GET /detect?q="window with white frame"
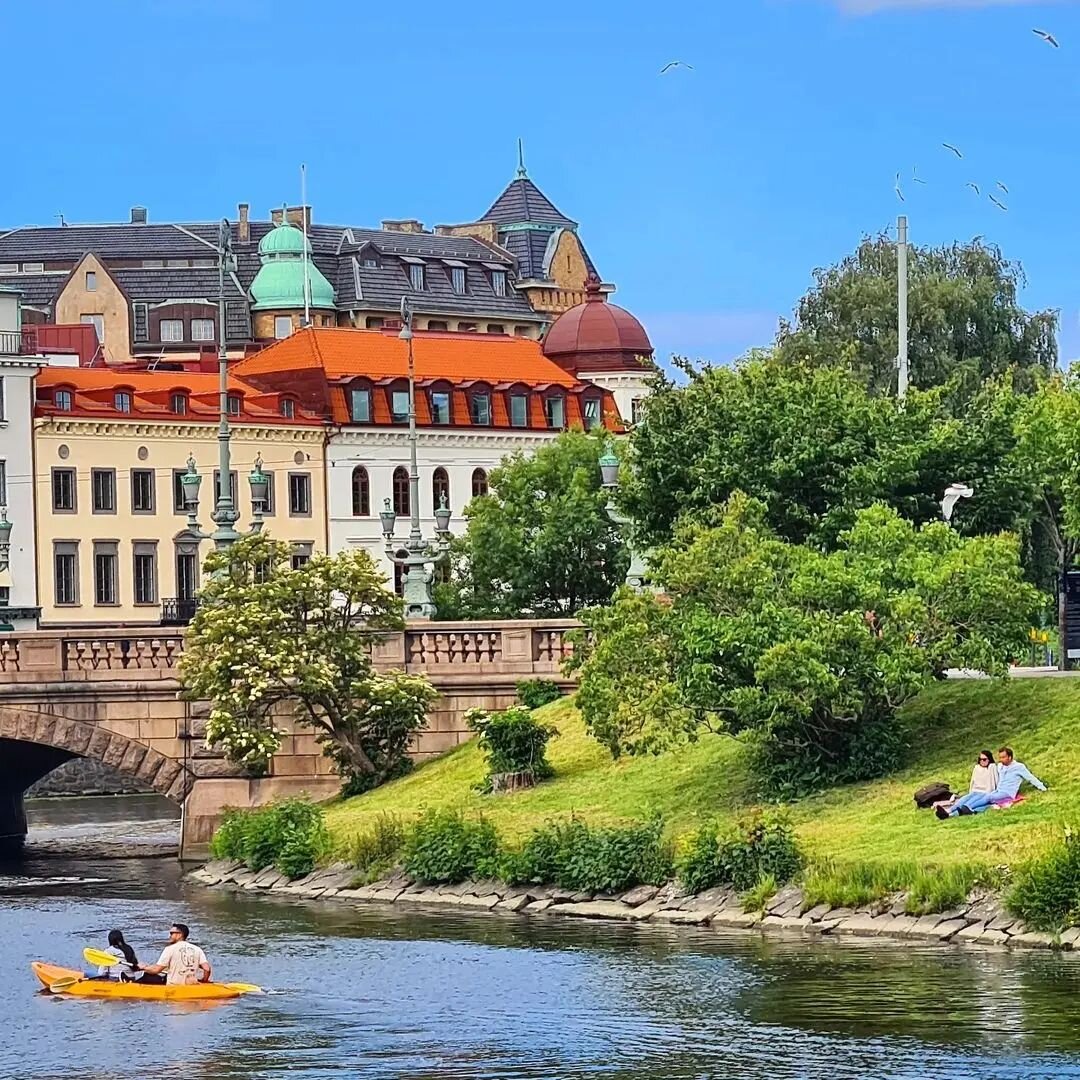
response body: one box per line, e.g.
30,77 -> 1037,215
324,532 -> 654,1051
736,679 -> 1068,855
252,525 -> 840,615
160,319 -> 184,342
191,318 -> 215,341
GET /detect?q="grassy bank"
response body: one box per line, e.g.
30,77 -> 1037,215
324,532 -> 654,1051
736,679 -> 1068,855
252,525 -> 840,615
326,678 -> 1080,875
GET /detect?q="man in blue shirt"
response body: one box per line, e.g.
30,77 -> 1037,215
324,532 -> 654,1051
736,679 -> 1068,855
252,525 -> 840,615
937,747 -> 1046,819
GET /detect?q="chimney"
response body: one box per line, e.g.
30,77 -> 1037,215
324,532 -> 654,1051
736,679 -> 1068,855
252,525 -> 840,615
130,206 -> 148,225
285,205 -> 312,230
381,219 -> 425,234
237,202 -> 250,244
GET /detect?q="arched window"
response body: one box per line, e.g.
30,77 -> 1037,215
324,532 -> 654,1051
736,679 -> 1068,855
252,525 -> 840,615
54,387 -> 74,411
114,389 -> 133,413
279,396 -> 296,419
432,467 -> 450,512
351,466 -> 370,516
392,466 -> 410,516
226,392 -> 242,416
471,468 -> 488,498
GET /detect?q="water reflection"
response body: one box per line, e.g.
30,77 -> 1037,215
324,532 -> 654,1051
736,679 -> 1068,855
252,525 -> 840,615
4,798 -> 1080,1079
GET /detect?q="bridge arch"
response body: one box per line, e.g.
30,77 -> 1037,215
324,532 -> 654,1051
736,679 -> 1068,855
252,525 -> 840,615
0,707 -> 193,802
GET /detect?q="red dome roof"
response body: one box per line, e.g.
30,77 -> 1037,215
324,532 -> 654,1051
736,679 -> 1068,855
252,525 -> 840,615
543,278 -> 652,370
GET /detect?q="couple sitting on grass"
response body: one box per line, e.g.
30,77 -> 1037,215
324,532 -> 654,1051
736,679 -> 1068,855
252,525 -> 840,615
935,746 -> 1046,820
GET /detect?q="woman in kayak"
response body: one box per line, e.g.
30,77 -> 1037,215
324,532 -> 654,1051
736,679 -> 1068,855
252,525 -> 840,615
91,930 -> 141,981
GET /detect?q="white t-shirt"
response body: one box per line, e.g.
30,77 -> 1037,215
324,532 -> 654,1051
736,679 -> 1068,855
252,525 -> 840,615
97,945 -> 135,979
156,941 -> 208,986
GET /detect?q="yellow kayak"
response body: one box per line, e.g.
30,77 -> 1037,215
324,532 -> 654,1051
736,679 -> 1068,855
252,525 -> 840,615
31,962 -> 258,1001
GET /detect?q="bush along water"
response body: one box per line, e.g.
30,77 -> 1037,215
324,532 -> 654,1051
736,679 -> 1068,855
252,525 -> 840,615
465,705 -> 558,792
209,798 -> 330,879
343,812 -> 406,885
501,816 -> 673,894
677,811 -> 803,895
402,809 -> 501,884
516,679 -> 563,710
1007,827 -> 1080,932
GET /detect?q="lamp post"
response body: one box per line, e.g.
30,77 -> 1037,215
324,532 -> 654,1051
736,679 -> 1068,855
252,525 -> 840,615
0,508 -> 11,575
379,297 -> 452,619
599,443 -> 647,590
178,219 -> 269,554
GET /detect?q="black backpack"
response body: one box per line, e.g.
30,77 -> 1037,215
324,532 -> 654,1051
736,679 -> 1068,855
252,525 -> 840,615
913,781 -> 952,809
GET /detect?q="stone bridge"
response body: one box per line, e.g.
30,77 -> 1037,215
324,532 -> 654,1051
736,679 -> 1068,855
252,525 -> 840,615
0,620 -> 576,859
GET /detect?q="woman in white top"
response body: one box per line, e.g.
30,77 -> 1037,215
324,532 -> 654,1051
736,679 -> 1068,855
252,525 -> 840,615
969,750 -> 1000,794
92,929 -> 141,981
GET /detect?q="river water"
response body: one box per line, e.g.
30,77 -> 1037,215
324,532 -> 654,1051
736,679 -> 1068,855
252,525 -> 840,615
3,797 -> 1080,1079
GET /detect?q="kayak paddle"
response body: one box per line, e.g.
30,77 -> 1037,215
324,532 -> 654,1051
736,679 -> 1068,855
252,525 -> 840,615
83,947 -> 120,968
48,977 -> 82,993
221,983 -> 264,994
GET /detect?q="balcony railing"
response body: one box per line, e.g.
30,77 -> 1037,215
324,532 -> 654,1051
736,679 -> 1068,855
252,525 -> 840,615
161,598 -> 200,626
0,330 -> 21,356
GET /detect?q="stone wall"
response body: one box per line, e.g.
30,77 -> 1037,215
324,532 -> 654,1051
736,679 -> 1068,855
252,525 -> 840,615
27,757 -> 150,797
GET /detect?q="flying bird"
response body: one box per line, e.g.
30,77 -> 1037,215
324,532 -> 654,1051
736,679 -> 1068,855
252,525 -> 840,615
996,181 -> 1009,195
989,194 -> 1008,211
912,166 -> 927,184
966,182 -> 981,196
1032,29 -> 1059,48
942,143 -> 963,159
660,61 -> 693,73
895,173 -> 905,202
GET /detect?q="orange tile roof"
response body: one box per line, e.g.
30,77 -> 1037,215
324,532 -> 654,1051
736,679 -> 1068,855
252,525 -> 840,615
233,327 -> 581,387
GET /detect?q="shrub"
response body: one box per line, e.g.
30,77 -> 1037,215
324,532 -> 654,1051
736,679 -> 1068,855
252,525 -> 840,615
340,756 -> 414,799
209,798 -> 329,879
465,705 -> 557,791
516,679 -> 563,710
1007,828 -> 1080,931
677,811 -> 802,894
502,816 -> 673,894
742,874 -> 778,913
344,813 -> 407,884
402,809 -> 501,884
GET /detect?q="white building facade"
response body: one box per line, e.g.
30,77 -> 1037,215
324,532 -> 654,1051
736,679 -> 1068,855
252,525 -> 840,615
0,289 -> 43,628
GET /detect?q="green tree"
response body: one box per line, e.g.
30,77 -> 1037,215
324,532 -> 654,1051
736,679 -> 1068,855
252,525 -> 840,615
181,534 -> 436,785
774,234 -> 1057,395
572,496 -> 1043,795
437,429 -> 628,617
624,357 -> 1037,553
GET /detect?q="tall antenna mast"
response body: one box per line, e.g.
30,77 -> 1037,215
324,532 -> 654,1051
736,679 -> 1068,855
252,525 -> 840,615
301,163 -> 311,328
897,214 -> 909,400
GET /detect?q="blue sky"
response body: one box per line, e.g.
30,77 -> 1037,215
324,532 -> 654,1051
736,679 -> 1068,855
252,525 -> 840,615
3,0 -> 1079,362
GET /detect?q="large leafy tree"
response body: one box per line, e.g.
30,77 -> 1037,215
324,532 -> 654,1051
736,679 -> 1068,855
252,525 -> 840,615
437,429 -> 628,618
774,234 -> 1057,395
181,534 -> 436,786
572,496 -> 1044,796
624,357 -> 1035,553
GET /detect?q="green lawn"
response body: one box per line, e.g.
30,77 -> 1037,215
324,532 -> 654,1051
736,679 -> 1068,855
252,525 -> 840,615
325,679 -> 1080,873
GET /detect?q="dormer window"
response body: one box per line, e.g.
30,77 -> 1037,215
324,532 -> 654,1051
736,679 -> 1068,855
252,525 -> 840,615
170,392 -> 188,415
403,257 -> 425,291
470,390 -> 491,426
226,393 -> 242,416
509,391 -> 529,428
349,387 -> 372,423
280,397 -> 296,419
391,388 -> 410,423
492,270 -> 507,297
54,388 -> 74,411
544,395 -> 565,430
430,389 -> 452,425
114,390 -> 133,413
583,397 -> 602,430
363,257 -> 380,268
451,267 -> 467,294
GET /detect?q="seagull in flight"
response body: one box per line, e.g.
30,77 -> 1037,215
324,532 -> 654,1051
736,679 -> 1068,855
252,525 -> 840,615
912,166 -> 927,185
895,173 -> 905,202
660,61 -> 693,73
942,143 -> 963,159
989,194 -> 1008,211
966,182 -> 981,196
1033,29 -> 1059,48
996,181 -> 1009,195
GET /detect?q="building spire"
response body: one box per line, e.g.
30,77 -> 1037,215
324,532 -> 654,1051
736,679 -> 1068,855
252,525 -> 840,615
516,137 -> 527,179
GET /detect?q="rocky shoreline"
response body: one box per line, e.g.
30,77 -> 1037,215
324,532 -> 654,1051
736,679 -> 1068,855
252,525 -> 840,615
189,859 -> 1078,952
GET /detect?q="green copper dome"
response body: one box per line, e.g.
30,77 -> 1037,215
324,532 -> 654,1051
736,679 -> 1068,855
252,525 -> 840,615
250,221 -> 335,311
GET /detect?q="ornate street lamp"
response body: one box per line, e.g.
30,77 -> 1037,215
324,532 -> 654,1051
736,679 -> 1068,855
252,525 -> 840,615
599,443 -> 647,590
178,220 -> 267,554
380,297 -> 452,619
0,508 -> 12,575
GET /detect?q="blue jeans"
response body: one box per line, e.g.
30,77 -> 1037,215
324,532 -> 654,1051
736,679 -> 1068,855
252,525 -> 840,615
948,791 -> 999,816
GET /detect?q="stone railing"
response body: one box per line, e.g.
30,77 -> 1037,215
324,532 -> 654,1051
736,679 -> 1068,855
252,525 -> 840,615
0,620 -> 580,684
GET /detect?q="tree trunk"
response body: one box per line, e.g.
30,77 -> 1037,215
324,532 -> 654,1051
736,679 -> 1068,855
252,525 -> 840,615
490,771 -> 537,794
1059,571 -> 1068,672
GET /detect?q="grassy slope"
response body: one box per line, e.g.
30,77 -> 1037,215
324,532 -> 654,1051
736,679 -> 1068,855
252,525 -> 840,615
326,679 -> 1080,871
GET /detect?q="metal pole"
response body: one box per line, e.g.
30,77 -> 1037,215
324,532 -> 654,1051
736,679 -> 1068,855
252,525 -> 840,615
897,214 -> 909,400
301,163 -> 311,328
406,316 -> 421,547
210,218 -> 239,551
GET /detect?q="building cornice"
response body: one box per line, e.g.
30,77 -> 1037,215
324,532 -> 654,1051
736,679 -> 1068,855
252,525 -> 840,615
34,417 -> 326,444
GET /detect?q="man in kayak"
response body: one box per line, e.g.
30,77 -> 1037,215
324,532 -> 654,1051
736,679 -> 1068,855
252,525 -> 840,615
136,923 -> 212,985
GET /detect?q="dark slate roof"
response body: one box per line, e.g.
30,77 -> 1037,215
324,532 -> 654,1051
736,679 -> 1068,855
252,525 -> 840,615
481,175 -> 577,228
0,223 -> 215,260
0,273 -> 65,307
111,267 -> 248,303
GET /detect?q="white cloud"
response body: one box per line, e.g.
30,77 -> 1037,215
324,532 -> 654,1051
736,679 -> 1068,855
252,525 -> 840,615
831,0 -> 1048,12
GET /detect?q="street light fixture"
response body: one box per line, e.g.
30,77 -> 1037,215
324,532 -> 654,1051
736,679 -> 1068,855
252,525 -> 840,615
178,219 -> 268,554
381,297 -> 452,619
0,508 -> 12,574
599,442 -> 647,590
